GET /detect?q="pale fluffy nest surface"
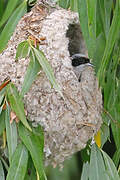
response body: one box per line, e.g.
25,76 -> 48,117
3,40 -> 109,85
0,1 -> 102,167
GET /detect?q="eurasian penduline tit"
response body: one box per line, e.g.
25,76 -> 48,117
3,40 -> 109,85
71,53 -> 93,82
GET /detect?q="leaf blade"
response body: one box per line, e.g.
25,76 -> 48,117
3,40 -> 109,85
89,144 -> 108,180
81,162 -> 89,180
15,41 -> 30,60
7,83 -> 32,131
98,1 -> 120,83
18,123 -> 44,179
0,110 -> 5,136
101,149 -> 120,180
20,51 -> 41,97
6,143 -> 28,180
5,105 -> 17,164
0,1 -> 27,53
32,47 -> 63,98
0,160 -> 5,180
0,0 -> 19,27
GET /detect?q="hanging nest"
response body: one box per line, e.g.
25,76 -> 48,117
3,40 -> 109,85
0,0 -> 102,167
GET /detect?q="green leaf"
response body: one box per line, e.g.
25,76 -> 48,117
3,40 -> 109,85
0,110 -> 5,136
5,105 -> 17,164
70,0 -> 78,11
7,83 -> 32,131
0,107 -> 2,115
0,94 -> 5,115
81,162 -> 89,180
87,0 -> 97,58
95,1 -> 105,37
32,47 -> 63,98
0,160 -> 5,180
111,116 -> 120,150
0,0 -> 27,53
110,82 -> 120,149
77,0 -> 89,52
89,144 -> 108,180
87,0 -> 97,38
0,86 -> 7,99
20,51 -> 41,97
97,0 -> 106,37
0,88 -> 6,115
93,32 -> 106,72
18,123 -> 45,179
16,41 -> 30,60
0,94 -> 4,106
100,120 -> 110,148
113,148 -> 120,167
6,143 -> 28,180
0,157 -> 9,171
98,1 -> 120,84
24,156 -> 36,180
98,0 -> 113,38
58,0 -> 70,9
101,149 -> 120,180
0,0 -> 19,27
80,143 -> 91,163
77,0 -> 95,59
104,0 -> 113,37
0,0 -> 4,20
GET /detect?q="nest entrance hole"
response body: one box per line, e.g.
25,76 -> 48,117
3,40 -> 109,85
66,23 -> 86,56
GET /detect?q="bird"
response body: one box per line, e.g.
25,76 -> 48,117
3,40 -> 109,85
71,53 -> 93,82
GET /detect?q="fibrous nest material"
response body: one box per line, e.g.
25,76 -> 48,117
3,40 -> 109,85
0,1 -> 102,167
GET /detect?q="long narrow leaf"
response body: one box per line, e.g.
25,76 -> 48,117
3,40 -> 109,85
0,0 -> 19,27
93,33 -> 106,72
0,0 -> 27,53
70,0 -> 78,11
100,119 -> 110,148
0,94 -> 4,106
15,40 -> 30,60
87,0 -> 97,58
0,110 -> 5,136
5,105 -> 17,164
77,0 -> 89,52
0,160 -> 5,180
81,162 -> 89,180
101,149 -> 120,180
32,47 -> 63,98
113,148 -> 120,167
58,0 -> 70,9
98,0 -> 106,37
20,51 -> 41,97
6,143 -> 28,180
0,157 -> 9,171
24,156 -> 36,180
18,123 -> 44,179
89,144 -> 108,180
98,0 -> 113,38
104,0 -> 113,37
7,83 -> 32,131
87,0 -> 97,38
0,0 -> 4,20
98,1 -> 120,83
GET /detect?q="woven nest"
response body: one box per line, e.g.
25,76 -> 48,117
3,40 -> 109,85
0,1 -> 102,167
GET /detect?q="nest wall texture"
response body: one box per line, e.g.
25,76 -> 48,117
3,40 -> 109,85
0,1 -> 102,167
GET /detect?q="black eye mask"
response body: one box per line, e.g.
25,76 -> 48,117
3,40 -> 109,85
72,56 -> 90,67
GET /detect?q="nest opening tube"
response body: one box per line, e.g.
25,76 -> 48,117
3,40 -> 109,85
66,23 -> 87,56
